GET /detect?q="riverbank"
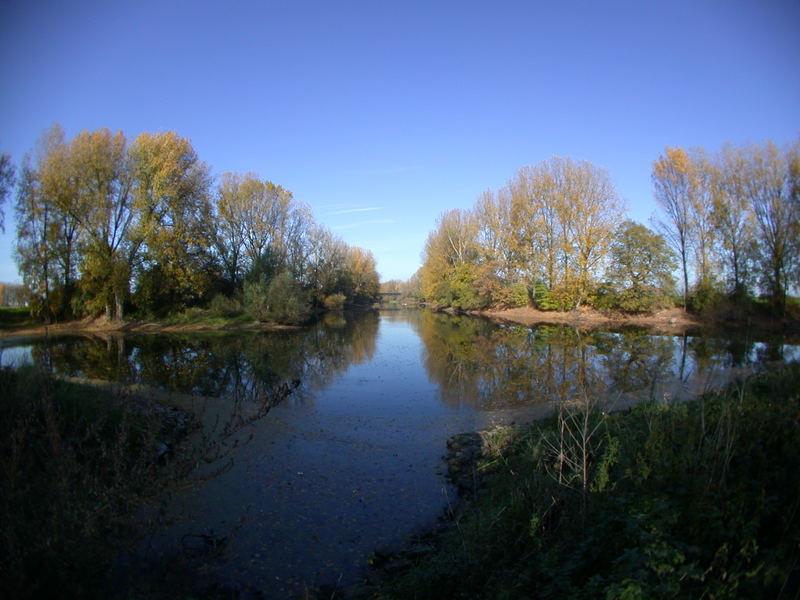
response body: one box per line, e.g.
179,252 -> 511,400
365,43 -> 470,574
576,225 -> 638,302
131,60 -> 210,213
359,362 -> 800,599
465,304 -> 800,337
0,313 -> 300,340
0,367 -> 202,599
481,306 -> 701,333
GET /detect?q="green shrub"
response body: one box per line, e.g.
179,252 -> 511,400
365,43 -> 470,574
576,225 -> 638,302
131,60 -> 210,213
208,293 -> 243,318
244,271 -> 311,324
242,276 -> 271,321
323,293 -> 347,311
689,278 -> 724,313
531,280 -> 558,310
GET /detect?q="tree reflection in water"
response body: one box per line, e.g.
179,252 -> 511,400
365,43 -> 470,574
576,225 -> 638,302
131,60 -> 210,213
18,309 -> 794,415
412,311 -> 785,411
27,311 -> 380,406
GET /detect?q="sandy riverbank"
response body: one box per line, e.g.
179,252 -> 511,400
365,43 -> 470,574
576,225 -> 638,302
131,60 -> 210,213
474,305 -> 800,337
478,306 -> 699,333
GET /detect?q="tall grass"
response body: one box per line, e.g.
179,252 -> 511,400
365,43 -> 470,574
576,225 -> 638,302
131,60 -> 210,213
0,364 -> 286,599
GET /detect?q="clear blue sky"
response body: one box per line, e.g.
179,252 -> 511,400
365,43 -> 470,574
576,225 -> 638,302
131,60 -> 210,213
1,0 -> 798,284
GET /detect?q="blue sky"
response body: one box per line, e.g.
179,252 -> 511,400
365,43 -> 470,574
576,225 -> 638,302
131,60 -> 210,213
1,0 -> 798,283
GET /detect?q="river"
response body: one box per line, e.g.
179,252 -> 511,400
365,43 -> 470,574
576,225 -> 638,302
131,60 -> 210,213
1,310 -> 796,597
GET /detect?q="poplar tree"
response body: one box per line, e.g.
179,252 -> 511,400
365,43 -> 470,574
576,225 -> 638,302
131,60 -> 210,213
652,147 -> 695,310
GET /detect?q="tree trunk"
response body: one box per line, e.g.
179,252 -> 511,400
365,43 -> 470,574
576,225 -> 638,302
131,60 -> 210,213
115,290 -> 124,321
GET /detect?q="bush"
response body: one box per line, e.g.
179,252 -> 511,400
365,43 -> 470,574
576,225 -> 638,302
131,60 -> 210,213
245,272 -> 311,324
689,278 -> 724,313
242,276 -> 270,321
323,293 -> 346,311
208,293 -> 243,318
531,280 -> 559,311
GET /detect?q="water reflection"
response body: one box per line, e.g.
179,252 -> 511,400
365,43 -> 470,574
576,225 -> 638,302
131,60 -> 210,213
412,311 -> 795,411
4,311 -> 796,416
16,311 -> 380,402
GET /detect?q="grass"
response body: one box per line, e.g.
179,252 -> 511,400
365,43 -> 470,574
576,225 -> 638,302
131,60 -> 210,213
0,360 -> 291,600
363,363 -> 800,599
157,306 -> 255,328
0,366 -> 200,600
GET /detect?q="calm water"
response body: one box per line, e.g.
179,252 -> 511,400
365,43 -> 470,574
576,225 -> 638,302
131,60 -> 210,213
2,310 -> 796,596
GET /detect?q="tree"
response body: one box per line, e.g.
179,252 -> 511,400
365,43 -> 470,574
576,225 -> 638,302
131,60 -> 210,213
688,148 -> 720,295
509,163 -> 560,300
212,172 -> 248,289
15,158 -> 54,321
301,223 -> 347,297
69,128 -> 133,318
739,141 -> 799,314
605,220 -> 677,312
557,157 -> 624,307
712,144 -> 757,298
14,126 -> 82,321
339,246 -> 380,305
652,147 -> 695,310
474,188 -> 518,286
509,158 -> 623,309
0,152 -> 14,232
128,131 -> 214,314
419,209 -> 479,303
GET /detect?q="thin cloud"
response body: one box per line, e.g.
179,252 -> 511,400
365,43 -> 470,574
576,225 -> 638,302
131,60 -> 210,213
330,207 -> 382,215
332,219 -> 397,230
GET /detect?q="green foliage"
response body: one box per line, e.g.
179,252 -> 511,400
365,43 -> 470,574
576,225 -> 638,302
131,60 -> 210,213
13,125 -> 381,324
323,292 -> 347,311
367,364 -> 800,599
242,276 -> 270,321
433,263 -> 487,310
208,293 -> 243,318
603,220 -> 677,313
498,281 -> 529,308
244,271 -> 311,324
531,279 -> 558,310
689,277 -> 725,313
0,306 -> 35,330
265,271 -> 312,324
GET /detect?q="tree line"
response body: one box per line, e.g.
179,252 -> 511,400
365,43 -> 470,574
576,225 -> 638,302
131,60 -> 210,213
3,125 -> 379,323
418,141 -> 799,315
